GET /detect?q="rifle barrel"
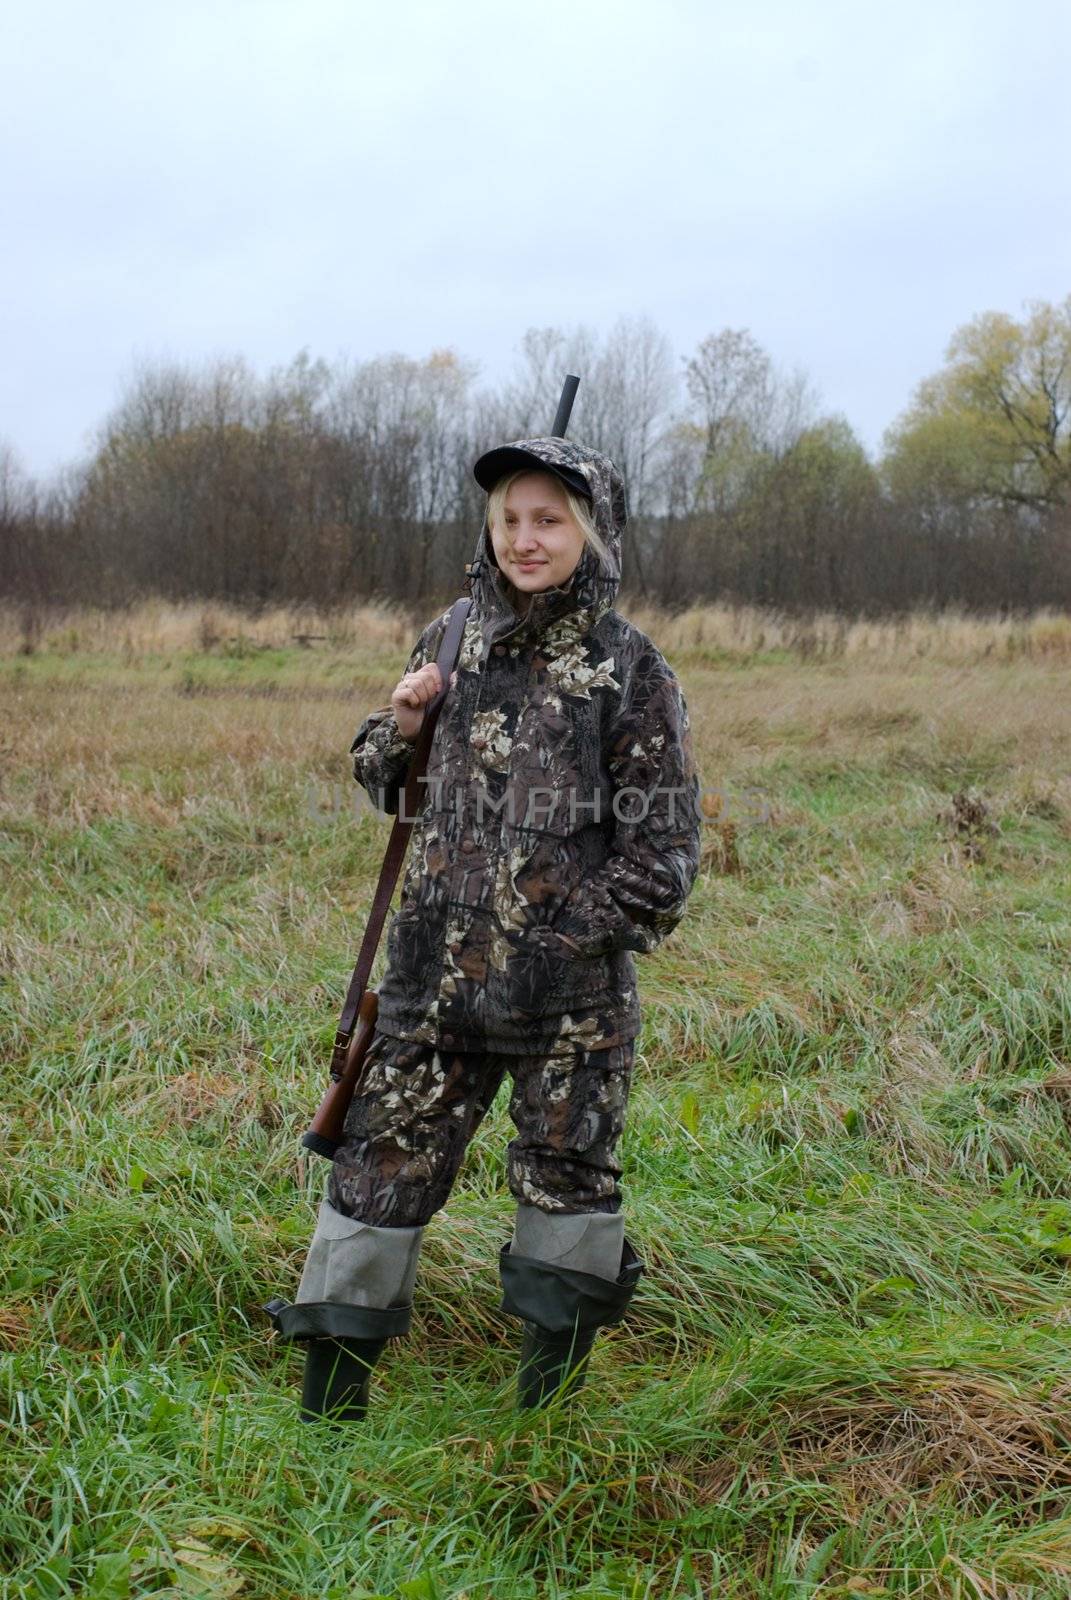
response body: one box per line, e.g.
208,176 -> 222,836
551,374 -> 580,438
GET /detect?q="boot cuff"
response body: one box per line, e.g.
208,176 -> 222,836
261,1296 -> 412,1342
497,1237 -> 644,1335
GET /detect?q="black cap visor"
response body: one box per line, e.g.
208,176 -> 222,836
473,446 -> 592,502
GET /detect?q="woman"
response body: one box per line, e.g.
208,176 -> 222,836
268,435 -> 702,1422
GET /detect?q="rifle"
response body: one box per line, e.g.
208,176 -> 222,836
301,373 -> 582,1160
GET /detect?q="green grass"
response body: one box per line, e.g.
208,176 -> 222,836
2,641 -> 1071,1597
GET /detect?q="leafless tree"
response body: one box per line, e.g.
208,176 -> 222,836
2,319 -> 1068,617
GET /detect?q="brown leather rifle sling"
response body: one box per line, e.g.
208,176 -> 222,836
301,593 -> 472,1159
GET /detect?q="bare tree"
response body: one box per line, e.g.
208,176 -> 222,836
3,313 -> 1068,617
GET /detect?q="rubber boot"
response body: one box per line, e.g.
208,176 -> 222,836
499,1208 -> 644,1410
516,1321 -> 598,1407
263,1201 -> 424,1424
299,1335 -> 388,1423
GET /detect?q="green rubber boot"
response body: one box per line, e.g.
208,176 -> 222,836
499,1232 -> 645,1410
299,1335 -> 388,1424
517,1322 -> 598,1407
263,1202 -> 424,1425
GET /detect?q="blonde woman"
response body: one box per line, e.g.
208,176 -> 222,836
268,436 -> 702,1422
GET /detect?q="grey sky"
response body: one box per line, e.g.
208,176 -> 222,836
3,0 -> 1069,479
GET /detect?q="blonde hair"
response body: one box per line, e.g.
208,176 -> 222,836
486,469 -> 610,569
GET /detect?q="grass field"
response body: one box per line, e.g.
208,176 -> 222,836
3,600 -> 1071,1599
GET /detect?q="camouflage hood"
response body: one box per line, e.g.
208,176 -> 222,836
465,437 -> 627,651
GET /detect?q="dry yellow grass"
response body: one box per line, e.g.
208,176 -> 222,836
4,658 -> 1070,833
4,596 -> 1071,664
0,597 -> 417,658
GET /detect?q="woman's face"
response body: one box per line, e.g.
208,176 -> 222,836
488,471 -> 587,600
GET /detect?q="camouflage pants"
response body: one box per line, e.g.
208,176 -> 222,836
327,1030 -> 634,1228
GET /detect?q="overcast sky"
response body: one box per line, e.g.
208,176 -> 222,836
3,0 -> 1069,479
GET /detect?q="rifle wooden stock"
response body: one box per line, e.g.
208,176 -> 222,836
301,987 -> 379,1158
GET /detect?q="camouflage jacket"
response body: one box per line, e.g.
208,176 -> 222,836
350,436 -> 702,1057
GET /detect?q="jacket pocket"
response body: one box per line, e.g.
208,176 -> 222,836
497,832 -> 592,939
503,926 -> 614,1023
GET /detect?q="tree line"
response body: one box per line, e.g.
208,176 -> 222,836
2,301 -> 1069,617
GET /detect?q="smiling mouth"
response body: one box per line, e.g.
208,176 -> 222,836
514,560 -> 546,568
